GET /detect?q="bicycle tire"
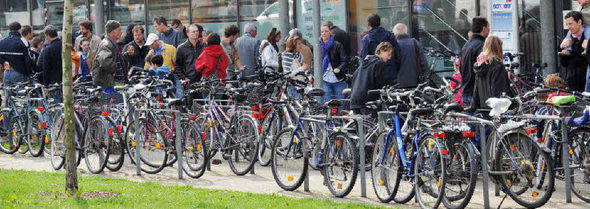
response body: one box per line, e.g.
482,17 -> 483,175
271,127 -> 307,191
442,139 -> 477,209
0,109 -> 21,154
83,116 -> 111,174
228,115 -> 259,176
105,117 -> 125,172
27,110 -> 46,157
567,127 -> 590,202
258,110 -> 280,167
323,132 -> 358,198
50,114 -> 65,170
414,135 -> 446,209
393,134 -> 416,204
182,122 -> 208,179
370,131 -> 398,203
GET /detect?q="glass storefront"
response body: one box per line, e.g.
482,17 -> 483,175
192,0 -> 238,35
149,0 -> 189,33
239,0 -> 279,42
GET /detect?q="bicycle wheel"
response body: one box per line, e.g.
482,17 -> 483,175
370,131 -> 398,203
27,110 -> 46,157
127,117 -> 168,174
349,118 -> 378,171
414,135 -> 446,209
443,139 -> 477,209
0,109 -> 21,154
258,111 -> 280,166
228,115 -> 259,176
271,127 -> 307,191
182,122 -> 208,179
83,116 -> 111,174
323,132 -> 358,197
105,117 -> 125,172
495,132 -> 554,208
50,114 -> 65,170
17,114 -> 29,154
567,127 -> 590,202
393,134 -> 416,204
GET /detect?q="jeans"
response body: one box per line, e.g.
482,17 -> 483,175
3,71 -> 29,107
172,74 -> 184,99
585,66 -> 590,92
323,81 -> 347,109
287,85 -> 299,99
462,95 -> 473,108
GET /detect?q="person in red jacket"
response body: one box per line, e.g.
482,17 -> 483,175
195,33 -> 229,80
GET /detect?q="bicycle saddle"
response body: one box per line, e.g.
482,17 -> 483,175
324,99 -> 341,108
569,109 -> 590,126
410,107 -> 434,116
342,88 -> 352,97
365,100 -> 381,109
486,98 -> 512,117
444,103 -> 464,114
165,98 -> 184,107
305,88 -> 325,97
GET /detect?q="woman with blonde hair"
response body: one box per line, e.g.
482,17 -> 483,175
281,35 -> 310,98
468,35 -> 514,111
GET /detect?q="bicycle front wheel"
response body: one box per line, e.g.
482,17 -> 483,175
271,127 -> 307,191
50,114 -> 65,170
27,110 -> 46,157
83,116 -> 111,174
105,117 -> 125,172
182,122 -> 208,179
0,109 -> 20,154
414,135 -> 446,209
442,139 -> 477,209
228,115 -> 259,176
323,132 -> 358,198
569,127 -> 590,202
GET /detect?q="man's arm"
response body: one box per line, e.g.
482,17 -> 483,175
174,47 -> 186,79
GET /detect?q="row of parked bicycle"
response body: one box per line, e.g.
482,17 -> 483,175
0,67 -> 589,209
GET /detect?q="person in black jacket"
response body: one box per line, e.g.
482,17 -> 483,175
321,22 -> 347,106
0,22 -> 35,106
560,11 -> 588,92
360,14 -> 401,85
122,25 -> 150,68
39,25 -> 63,103
175,24 -> 205,83
350,42 -> 393,116
469,35 -> 514,111
460,17 -> 489,107
325,21 -> 350,56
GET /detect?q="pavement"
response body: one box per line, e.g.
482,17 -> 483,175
0,152 -> 589,208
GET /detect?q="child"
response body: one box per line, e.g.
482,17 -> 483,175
149,55 -> 170,79
450,58 -> 465,107
144,54 -> 155,71
560,0 -> 590,56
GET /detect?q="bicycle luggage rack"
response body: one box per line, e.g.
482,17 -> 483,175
304,114 -> 368,197
132,108 -> 185,180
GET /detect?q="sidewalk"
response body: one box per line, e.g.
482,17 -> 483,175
0,153 -> 588,208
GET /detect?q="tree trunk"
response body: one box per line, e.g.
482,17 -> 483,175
62,0 -> 78,195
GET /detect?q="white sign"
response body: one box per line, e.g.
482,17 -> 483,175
298,0 -> 347,41
489,0 -> 519,53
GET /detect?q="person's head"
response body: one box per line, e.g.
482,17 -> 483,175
105,20 -> 122,41
453,58 -> 460,72
289,28 -> 303,38
132,25 -> 145,43
578,0 -> 590,6
367,13 -> 381,29
321,22 -> 332,41
31,36 -> 43,50
392,23 -> 408,38
125,24 -> 135,36
8,22 -> 21,33
472,16 -> 489,37
151,55 -> 164,68
267,28 -> 281,44
565,11 -> 584,35
43,25 -> 58,40
79,20 -> 93,37
202,29 -> 214,44
152,16 -> 168,33
145,33 -> 161,50
145,53 -> 155,68
285,36 -> 302,52
224,24 -> 240,43
244,23 -> 257,37
324,21 -> 335,30
482,35 -> 503,59
544,74 -> 565,89
171,19 -> 182,29
207,33 -> 221,46
187,24 -> 201,41
20,25 -> 33,39
79,38 -> 90,52
375,42 -> 394,62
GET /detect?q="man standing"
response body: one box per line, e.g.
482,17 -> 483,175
39,25 -> 62,102
222,24 -> 243,79
74,20 -> 101,70
460,16 -> 489,107
392,23 -> 428,88
20,25 -> 33,48
360,14 -> 401,85
171,19 -> 188,39
0,22 -> 34,106
175,24 -> 205,83
560,11 -> 588,92
93,20 -> 125,92
235,23 -> 260,76
153,16 -> 184,47
325,21 -> 350,56
122,25 -> 150,68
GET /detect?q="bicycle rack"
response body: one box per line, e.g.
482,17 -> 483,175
133,108 -> 184,180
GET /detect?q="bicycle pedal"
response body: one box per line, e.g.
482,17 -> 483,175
211,159 -> 222,165
222,153 -> 230,160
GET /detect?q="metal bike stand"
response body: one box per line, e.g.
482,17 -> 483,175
357,116 -> 366,197
560,111 -> 572,203
134,110 -> 141,176
175,113 -> 183,180
480,124 -> 490,209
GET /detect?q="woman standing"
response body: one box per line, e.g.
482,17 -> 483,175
259,28 -> 281,71
281,35 -> 309,98
320,22 -> 347,105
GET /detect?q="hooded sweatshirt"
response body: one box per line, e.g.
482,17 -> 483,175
195,45 -> 229,80
471,54 -> 514,110
350,55 -> 387,109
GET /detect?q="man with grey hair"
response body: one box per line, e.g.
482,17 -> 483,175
392,23 -> 428,88
235,23 -> 261,77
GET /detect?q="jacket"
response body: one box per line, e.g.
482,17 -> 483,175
350,55 -> 387,109
159,27 -> 184,48
395,35 -> 428,88
260,40 -> 279,70
360,27 -> 401,85
195,45 -> 229,80
471,56 -> 514,110
122,40 -> 151,68
322,39 -> 347,81
222,40 -> 244,78
145,43 -> 176,71
93,35 -> 122,87
460,33 -> 485,96
562,33 -> 588,92
175,39 -> 205,81
0,31 -> 34,76
149,65 -> 170,79
74,34 -> 101,71
235,33 -> 261,75
332,26 -> 351,56
39,38 -> 63,85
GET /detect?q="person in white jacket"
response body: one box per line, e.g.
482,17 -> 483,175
259,28 -> 281,70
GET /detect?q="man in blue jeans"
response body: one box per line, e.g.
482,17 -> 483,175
0,22 -> 34,106
460,17 -> 489,107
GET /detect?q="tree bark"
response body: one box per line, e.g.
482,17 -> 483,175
62,0 -> 78,195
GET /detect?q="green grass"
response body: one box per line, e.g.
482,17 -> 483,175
0,169 -> 391,209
